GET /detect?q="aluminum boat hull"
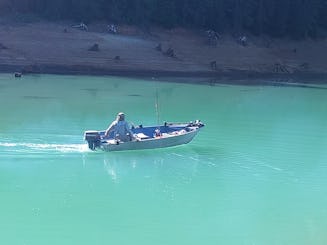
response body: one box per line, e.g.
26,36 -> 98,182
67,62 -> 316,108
84,121 -> 204,152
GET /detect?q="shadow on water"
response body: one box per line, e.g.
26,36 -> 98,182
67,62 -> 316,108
23,95 -> 55,100
187,145 -> 224,155
268,80 -> 327,90
207,78 -> 327,89
80,88 -> 99,97
80,88 -> 114,97
157,77 -> 327,89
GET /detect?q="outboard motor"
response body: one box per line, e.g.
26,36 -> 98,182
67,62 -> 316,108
84,131 -> 101,150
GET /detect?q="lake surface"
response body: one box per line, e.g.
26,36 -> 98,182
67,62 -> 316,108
0,74 -> 326,245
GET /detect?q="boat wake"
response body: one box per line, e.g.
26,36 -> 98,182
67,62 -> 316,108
0,142 -> 89,153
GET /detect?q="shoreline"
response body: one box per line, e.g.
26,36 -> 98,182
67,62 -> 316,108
2,63 -> 326,84
1,21 -> 326,84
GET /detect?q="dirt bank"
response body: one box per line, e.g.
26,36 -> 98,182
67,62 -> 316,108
0,21 -> 326,80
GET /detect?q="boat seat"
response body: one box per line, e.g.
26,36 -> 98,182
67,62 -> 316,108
135,133 -> 151,139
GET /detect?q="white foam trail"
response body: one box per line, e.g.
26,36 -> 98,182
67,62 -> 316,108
0,143 -> 17,147
0,142 -> 89,153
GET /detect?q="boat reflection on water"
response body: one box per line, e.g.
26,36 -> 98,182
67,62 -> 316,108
83,149 -> 202,184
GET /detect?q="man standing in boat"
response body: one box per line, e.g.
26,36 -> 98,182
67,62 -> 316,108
104,112 -> 136,142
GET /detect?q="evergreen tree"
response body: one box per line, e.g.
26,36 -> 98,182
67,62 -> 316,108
3,0 -> 327,38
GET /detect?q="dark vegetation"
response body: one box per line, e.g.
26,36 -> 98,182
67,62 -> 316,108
1,0 -> 327,39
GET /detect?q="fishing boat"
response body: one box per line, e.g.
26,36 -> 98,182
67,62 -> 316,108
84,120 -> 204,151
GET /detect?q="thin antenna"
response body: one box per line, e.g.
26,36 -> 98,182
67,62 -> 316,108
155,86 -> 160,124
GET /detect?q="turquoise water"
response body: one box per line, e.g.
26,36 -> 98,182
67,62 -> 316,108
0,74 -> 327,245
